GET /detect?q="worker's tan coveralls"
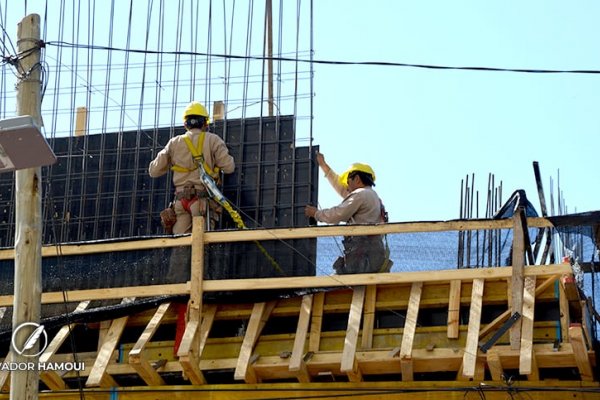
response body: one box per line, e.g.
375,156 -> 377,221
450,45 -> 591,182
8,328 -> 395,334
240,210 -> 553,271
149,128 -> 235,234
315,169 -> 388,274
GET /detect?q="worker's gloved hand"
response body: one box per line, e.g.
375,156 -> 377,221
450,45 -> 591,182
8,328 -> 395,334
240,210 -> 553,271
160,207 -> 177,234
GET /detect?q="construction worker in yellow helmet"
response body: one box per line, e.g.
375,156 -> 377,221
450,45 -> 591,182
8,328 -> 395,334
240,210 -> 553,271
305,151 -> 392,274
149,101 -> 235,234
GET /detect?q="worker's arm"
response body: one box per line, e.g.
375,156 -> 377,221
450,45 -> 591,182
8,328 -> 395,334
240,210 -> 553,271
317,151 -> 349,198
148,143 -> 171,177
314,192 -> 362,224
209,135 -> 235,174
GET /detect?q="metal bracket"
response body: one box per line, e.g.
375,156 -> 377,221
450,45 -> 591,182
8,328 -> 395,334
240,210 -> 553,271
479,312 -> 521,353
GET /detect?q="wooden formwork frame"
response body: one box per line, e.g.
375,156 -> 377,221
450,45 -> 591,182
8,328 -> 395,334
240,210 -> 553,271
0,216 -> 598,398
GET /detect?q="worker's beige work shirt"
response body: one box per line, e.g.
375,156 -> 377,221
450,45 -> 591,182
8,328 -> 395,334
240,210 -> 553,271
148,128 -> 235,191
314,169 -> 382,225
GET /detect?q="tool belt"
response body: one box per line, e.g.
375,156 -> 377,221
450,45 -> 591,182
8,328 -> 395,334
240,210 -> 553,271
175,185 -> 209,200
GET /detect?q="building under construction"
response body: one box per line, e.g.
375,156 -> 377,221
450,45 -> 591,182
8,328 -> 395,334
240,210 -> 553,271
1,2 -> 600,399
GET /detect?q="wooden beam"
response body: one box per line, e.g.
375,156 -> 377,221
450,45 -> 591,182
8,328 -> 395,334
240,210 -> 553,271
212,101 -> 225,121
0,217 -> 557,260
526,351 -> 540,381
176,319 -> 205,385
462,278 -> 484,378
361,285 -> 377,349
558,280 -> 570,342
234,301 -> 277,382
129,302 -> 171,385
340,286 -> 366,382
0,352 -> 12,391
400,282 -> 423,381
86,316 -> 128,387
569,324 -> 593,381
0,236 -> 191,260
289,295 -> 313,383
309,292 -> 325,352
40,301 -> 90,389
519,276 -> 536,375
479,274 -> 558,339
510,207 -> 526,350
486,349 -> 504,381
0,283 -> 190,307
74,106 -> 87,136
201,265 -> 570,293
197,304 -> 218,361
447,280 -> 461,339
176,304 -> 217,385
0,265 -> 570,308
189,216 -> 205,316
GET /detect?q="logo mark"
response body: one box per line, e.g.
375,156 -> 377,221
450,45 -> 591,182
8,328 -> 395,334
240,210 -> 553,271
11,323 -> 48,358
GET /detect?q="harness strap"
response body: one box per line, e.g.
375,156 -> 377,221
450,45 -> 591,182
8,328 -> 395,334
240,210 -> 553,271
170,132 -> 221,178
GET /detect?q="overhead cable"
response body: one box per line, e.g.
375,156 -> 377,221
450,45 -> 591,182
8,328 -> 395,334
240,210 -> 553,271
44,40 -> 600,75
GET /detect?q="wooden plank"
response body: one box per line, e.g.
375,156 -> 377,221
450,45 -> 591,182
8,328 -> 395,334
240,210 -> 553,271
361,285 -> 377,349
190,216 -> 205,315
309,291 -> 325,352
561,275 -> 579,301
486,349 -> 503,381
462,278 -> 484,378
129,303 -> 172,356
568,324 -> 594,381
340,286 -> 366,382
129,302 -> 171,386
400,282 -> 423,381
40,301 -> 90,390
526,350 -> 540,381
0,352 -> 12,391
447,280 -> 461,339
234,301 -> 277,382
0,266 -> 570,307
479,275 -> 558,339
97,320 -> 110,350
177,318 -> 206,385
510,207 -> 526,350
74,106 -> 87,136
0,217 -> 556,260
519,276 -> 536,375
86,315 -> 128,387
0,283 -> 190,307
289,295 -> 313,383
0,236 -> 192,260
559,280 -> 570,342
212,100 -> 225,121
201,265 -> 570,293
197,304 -> 218,360
129,353 -> 164,387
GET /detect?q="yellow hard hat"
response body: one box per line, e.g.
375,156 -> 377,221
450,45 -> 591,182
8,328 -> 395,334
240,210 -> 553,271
183,101 -> 209,121
338,162 -> 376,187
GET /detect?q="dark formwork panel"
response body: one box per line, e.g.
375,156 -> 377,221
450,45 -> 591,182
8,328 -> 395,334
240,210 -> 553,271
0,115 -> 318,278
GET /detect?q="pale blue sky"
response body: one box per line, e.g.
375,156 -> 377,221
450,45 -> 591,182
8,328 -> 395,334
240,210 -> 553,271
311,1 -> 600,221
2,1 -> 599,222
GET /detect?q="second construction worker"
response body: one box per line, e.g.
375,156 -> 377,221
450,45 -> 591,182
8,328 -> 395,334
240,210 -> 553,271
305,152 -> 391,274
149,101 -> 235,233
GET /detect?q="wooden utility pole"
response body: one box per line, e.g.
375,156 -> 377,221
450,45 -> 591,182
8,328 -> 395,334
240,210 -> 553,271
12,13 -> 42,400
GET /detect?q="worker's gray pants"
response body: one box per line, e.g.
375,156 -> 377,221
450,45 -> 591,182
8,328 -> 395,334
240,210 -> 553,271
333,235 -> 390,275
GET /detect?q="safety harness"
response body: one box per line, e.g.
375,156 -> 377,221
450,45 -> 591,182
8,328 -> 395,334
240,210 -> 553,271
194,158 -> 285,276
170,132 -> 221,179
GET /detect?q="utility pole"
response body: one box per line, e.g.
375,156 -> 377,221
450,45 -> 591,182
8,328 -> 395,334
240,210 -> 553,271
11,13 -> 42,400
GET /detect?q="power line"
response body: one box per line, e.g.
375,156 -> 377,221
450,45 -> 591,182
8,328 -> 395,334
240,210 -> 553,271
44,40 -> 600,75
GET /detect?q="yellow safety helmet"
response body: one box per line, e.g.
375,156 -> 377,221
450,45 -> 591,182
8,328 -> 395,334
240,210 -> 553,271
338,162 -> 376,187
182,101 -> 209,121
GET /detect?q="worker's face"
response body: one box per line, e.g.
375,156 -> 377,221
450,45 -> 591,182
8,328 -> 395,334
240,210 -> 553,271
346,173 -> 360,191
